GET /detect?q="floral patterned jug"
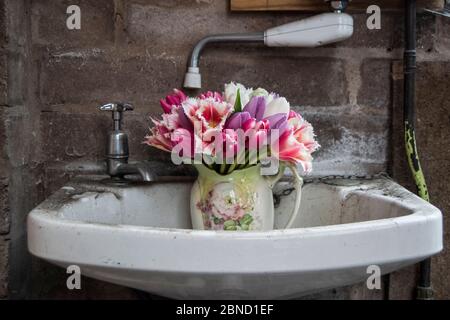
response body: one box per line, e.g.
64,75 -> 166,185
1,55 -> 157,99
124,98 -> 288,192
190,164 -> 302,231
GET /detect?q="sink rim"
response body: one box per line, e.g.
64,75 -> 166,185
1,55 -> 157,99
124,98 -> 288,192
28,176 -> 441,238
29,203 -> 437,237
28,204 -> 442,274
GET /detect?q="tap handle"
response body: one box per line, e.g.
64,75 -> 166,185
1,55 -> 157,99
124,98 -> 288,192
99,102 -> 134,112
98,102 -> 133,131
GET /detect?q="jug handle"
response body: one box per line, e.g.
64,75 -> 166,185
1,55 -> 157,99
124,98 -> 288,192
264,162 -> 303,229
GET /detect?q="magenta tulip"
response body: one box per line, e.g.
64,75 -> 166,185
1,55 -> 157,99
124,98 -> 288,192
160,89 -> 187,113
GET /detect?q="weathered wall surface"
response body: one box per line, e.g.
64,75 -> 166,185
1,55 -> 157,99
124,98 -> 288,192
0,0 -> 9,299
35,1 -> 395,177
417,59 -> 450,300
0,0 -> 448,299
1,0 -> 46,299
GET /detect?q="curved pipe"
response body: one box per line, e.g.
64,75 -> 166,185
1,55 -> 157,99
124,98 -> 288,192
189,33 -> 265,68
184,33 -> 264,89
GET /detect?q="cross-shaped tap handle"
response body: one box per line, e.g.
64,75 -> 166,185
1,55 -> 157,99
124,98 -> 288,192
99,102 -> 134,131
99,102 -> 134,112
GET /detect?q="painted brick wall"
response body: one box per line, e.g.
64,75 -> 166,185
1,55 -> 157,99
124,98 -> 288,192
0,0 -> 449,299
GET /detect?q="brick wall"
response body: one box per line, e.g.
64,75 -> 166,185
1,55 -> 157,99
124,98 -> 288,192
0,0 -> 9,299
0,0 -> 449,299
34,1 -> 397,177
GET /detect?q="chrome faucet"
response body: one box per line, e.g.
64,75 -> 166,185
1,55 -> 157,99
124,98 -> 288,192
99,102 -> 156,182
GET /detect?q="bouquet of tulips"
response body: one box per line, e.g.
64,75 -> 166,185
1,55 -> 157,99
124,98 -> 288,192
145,82 -> 319,175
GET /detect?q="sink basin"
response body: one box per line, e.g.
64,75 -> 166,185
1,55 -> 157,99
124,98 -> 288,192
27,175 -> 442,299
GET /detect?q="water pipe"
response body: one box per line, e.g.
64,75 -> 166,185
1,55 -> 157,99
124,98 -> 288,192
404,0 -> 433,300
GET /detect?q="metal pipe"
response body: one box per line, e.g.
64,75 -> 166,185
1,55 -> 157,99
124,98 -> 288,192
403,0 -> 433,300
183,32 -> 264,89
188,33 -> 265,69
404,0 -> 416,130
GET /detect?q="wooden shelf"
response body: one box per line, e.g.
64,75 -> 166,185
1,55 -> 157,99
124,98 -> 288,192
231,0 -> 445,11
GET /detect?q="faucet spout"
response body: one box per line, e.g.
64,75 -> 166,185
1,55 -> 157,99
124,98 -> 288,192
111,162 -> 157,182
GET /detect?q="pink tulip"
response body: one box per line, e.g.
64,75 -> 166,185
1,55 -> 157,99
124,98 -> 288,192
144,119 -> 173,152
171,128 -> 194,158
274,128 -> 314,172
199,91 -> 223,102
160,89 -> 187,113
239,118 -> 269,151
144,104 -> 194,156
288,111 -> 320,153
223,129 -> 240,160
242,118 -> 269,131
271,111 -> 319,172
242,118 -> 256,132
206,129 -> 241,163
176,107 -> 194,132
183,97 -> 233,137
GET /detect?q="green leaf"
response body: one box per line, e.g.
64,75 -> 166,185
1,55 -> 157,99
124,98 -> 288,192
224,220 -> 236,228
240,214 -> 253,226
234,88 -> 242,112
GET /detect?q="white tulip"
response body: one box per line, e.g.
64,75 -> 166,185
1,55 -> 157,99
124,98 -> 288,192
263,97 -> 290,118
250,87 -> 269,98
264,92 -> 276,105
224,82 -> 253,109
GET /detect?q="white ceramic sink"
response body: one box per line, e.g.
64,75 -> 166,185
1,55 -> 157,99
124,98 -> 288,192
27,175 -> 442,299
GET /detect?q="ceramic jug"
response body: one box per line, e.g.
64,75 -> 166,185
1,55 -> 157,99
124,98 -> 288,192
190,164 -> 302,231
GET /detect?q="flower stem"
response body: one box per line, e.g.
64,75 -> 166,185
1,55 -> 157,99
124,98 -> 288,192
219,163 -> 227,174
227,162 -> 237,174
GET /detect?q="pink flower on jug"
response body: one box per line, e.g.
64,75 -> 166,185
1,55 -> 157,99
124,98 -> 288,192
209,183 -> 246,221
